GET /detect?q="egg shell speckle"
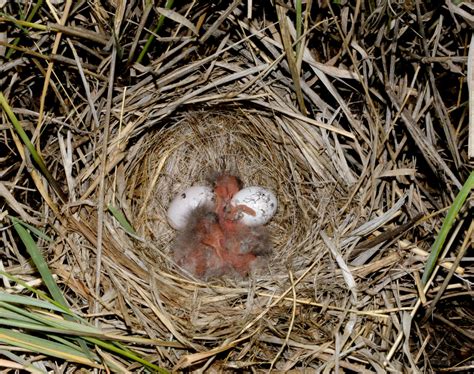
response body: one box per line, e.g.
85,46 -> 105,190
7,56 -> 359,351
167,186 -> 215,230
230,186 -> 277,226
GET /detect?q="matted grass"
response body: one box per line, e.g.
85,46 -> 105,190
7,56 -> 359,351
1,1 -> 473,372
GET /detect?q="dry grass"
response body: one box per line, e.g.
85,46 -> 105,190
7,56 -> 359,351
1,0 -> 473,372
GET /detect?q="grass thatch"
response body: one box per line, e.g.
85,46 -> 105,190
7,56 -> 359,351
1,0 -> 473,372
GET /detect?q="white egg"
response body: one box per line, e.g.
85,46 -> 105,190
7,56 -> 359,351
167,186 -> 215,230
230,186 -> 277,226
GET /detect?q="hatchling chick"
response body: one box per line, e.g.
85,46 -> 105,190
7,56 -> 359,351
212,173 -> 272,272
173,173 -> 273,278
172,206 -> 230,278
224,223 -> 272,257
210,173 -> 242,223
173,205 -> 265,278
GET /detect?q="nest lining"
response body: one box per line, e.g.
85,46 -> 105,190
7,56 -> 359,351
125,109 -> 346,267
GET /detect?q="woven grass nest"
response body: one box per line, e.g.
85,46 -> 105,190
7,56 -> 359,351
109,106 -> 364,370
1,1 -> 473,372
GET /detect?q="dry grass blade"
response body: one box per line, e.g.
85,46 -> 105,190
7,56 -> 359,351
276,5 -> 306,115
269,268 -> 297,371
468,33 -> 474,158
155,7 -> 198,36
0,17 -> 109,45
0,183 -> 41,226
34,0 -> 72,142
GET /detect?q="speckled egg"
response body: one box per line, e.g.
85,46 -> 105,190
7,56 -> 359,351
230,186 -> 277,226
167,186 -> 215,230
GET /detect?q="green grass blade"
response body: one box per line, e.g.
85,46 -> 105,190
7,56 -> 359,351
0,15 -> 48,31
0,293 -> 67,313
0,309 -> 167,372
0,248 -> 93,363
0,301 -> 99,335
8,217 -> 54,242
0,312 -> 167,372
0,312 -> 81,335
5,0 -> 44,59
0,12 -> 30,33
0,328 -> 99,367
136,0 -> 174,64
0,92 -> 67,202
108,205 -> 136,235
1,268 -> 167,371
6,216 -> 168,370
10,216 -> 69,308
0,308 -> 43,324
86,337 -> 169,373
421,170 -> 474,284
0,271 -> 75,315
0,93 -> 47,171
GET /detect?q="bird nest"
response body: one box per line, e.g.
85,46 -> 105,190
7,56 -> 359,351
2,1 -> 472,372
128,110 -> 343,274
104,105 -> 365,368
89,74 -> 418,370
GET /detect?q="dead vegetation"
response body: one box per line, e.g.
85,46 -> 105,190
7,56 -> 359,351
0,0 -> 473,372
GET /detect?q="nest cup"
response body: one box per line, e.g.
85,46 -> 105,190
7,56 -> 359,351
126,110 -> 343,273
